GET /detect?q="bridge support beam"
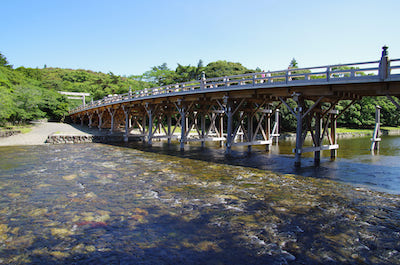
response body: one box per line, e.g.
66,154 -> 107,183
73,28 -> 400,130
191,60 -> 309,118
97,110 -> 104,131
144,104 -> 154,145
201,112 -> 206,148
314,105 -> 322,165
179,105 -> 186,151
107,107 -> 117,133
167,114 -> 172,145
371,105 -> 381,151
122,105 -> 131,142
294,97 -> 303,167
280,94 -> 341,167
386,95 -> 400,111
225,101 -> 233,154
88,113 -> 93,128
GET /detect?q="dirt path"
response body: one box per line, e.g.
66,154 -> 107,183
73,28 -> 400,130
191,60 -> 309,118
0,122 -> 103,146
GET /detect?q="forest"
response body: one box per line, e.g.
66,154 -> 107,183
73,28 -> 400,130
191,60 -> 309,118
0,52 -> 399,131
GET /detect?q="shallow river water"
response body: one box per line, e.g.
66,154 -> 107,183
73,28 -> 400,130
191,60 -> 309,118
0,137 -> 400,264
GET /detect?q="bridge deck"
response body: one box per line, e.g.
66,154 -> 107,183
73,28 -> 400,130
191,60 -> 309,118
69,48 -> 400,166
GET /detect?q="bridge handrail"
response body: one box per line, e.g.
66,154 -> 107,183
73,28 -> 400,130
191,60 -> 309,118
69,58 -> 399,114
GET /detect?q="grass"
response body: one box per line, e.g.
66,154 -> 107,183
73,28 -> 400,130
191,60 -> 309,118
0,124 -> 33,134
337,126 -> 400,134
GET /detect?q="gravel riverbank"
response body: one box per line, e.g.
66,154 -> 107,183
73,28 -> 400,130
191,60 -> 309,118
0,122 -> 104,146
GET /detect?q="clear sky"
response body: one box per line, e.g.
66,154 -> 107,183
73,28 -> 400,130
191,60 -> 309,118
2,0 -> 399,76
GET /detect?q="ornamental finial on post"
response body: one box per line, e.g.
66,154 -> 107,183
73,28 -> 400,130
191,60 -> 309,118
379,45 -> 390,80
382,45 -> 388,57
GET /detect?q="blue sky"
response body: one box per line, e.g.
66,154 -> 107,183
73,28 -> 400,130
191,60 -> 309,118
2,0 -> 399,76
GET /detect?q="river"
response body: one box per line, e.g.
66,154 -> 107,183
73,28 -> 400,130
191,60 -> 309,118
0,136 -> 399,264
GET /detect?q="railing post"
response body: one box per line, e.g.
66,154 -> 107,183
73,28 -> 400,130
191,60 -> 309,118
379,45 -> 390,80
200,71 -> 206,90
327,67 -> 330,82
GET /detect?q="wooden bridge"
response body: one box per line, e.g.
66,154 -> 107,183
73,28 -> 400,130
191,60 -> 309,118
69,47 -> 400,166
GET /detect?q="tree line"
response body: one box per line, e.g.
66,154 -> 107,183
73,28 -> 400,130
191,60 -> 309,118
0,52 -> 399,130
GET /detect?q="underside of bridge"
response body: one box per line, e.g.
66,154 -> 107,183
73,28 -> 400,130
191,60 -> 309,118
70,47 -> 400,166
71,80 -> 400,166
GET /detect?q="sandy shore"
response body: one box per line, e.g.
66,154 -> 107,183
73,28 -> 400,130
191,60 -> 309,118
0,122 -> 104,146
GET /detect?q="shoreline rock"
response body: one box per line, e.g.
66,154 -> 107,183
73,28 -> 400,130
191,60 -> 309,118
0,130 -> 21,138
45,133 -> 141,144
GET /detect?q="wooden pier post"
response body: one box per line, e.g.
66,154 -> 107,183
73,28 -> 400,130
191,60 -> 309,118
146,105 -> 153,145
180,105 -> 186,151
330,111 -> 338,159
88,113 -> 93,128
107,107 -> 117,133
247,111 -> 253,152
266,110 -> 271,151
219,114 -> 224,147
294,95 -> 303,167
167,114 -> 172,145
201,112 -> 206,148
226,101 -> 233,154
97,110 -> 104,131
122,105 -> 130,142
314,107 -> 321,165
371,105 -> 381,151
273,109 -> 280,144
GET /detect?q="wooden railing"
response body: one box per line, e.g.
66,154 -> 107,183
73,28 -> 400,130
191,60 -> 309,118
70,58 -> 400,114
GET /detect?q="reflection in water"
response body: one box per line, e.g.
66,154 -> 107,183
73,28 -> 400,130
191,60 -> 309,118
0,139 -> 399,264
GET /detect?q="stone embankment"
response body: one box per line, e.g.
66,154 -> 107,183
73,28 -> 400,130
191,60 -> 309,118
0,130 -> 21,138
45,133 -> 137,144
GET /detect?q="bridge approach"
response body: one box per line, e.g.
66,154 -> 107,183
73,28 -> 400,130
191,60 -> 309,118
69,47 -> 400,166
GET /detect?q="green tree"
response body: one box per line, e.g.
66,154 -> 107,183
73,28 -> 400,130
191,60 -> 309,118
289,58 -> 298,68
204,61 -> 254,78
140,63 -> 177,86
0,52 -> 12,68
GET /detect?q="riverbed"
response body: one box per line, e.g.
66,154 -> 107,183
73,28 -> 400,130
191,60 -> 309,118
0,138 -> 399,264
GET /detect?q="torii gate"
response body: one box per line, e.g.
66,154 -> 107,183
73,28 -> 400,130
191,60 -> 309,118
58,91 -> 90,106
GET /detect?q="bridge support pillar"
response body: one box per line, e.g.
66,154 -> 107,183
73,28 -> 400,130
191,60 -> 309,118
122,105 -> 131,142
314,106 -> 322,165
294,102 -> 303,167
201,112 -> 206,148
247,111 -> 253,152
97,110 -> 104,131
179,105 -> 186,151
226,101 -> 233,154
371,105 -> 381,151
107,107 -> 117,133
142,113 -> 147,139
167,114 -> 172,145
273,109 -> 280,144
88,113 -> 93,128
145,105 -> 153,145
265,110 -> 271,152
330,111 -> 338,159
219,114 -> 224,147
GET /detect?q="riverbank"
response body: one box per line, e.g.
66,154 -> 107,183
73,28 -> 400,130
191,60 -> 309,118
0,122 -> 107,146
280,127 -> 400,141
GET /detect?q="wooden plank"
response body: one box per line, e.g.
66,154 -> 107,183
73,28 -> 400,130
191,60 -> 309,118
297,144 -> 339,153
232,140 -> 272,146
185,137 -> 226,142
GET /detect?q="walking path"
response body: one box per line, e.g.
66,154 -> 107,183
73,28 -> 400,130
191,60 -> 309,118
0,122 -> 104,146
